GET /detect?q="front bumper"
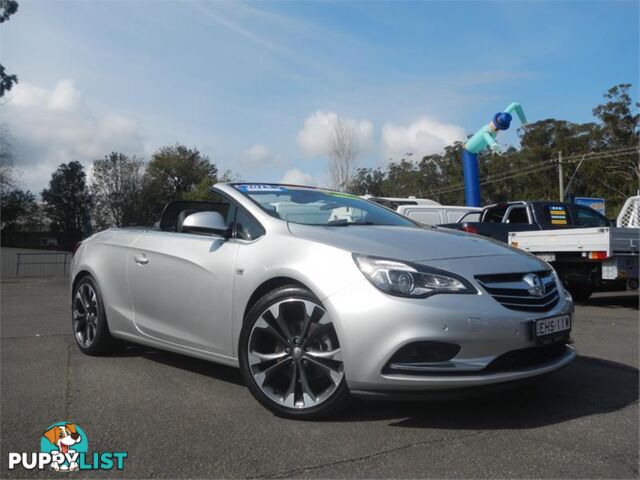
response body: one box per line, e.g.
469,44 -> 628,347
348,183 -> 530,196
324,275 -> 575,393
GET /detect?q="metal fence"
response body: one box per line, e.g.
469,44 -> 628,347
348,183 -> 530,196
1,248 -> 72,278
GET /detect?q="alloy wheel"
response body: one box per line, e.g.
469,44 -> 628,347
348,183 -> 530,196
248,298 -> 344,409
73,283 -> 99,348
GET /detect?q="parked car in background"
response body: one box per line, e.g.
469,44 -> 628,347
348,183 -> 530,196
362,195 -> 482,225
440,201 -> 639,301
71,184 -> 575,419
439,201 -> 612,242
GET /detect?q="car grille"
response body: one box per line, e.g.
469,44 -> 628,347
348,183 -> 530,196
475,270 -> 559,312
483,342 -> 569,373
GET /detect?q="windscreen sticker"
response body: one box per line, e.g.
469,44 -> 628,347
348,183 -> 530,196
235,184 -> 287,193
548,205 -> 567,224
326,191 -> 359,199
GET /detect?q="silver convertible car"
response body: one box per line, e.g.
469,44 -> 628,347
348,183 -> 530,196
71,183 -> 576,418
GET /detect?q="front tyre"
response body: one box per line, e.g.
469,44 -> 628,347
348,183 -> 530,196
239,286 -> 349,419
72,275 -> 118,355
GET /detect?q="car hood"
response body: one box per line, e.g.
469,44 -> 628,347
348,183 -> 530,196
287,223 -> 522,262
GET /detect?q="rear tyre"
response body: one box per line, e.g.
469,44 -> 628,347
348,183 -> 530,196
72,275 -> 118,355
568,285 -> 593,303
239,285 -> 349,419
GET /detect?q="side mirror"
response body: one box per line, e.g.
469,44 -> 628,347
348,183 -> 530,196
181,211 -> 230,237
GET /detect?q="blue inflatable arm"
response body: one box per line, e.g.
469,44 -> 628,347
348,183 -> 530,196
504,102 -> 527,125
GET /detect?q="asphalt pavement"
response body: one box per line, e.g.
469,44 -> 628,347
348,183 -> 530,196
1,277 -> 638,479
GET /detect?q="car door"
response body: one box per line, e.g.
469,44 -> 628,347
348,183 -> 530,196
127,200 -> 239,356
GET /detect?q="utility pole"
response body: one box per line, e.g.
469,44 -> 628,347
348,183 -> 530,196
558,151 -> 564,201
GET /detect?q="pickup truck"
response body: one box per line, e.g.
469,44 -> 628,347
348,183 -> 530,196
440,201 -> 639,301
509,227 -> 638,301
439,201 -> 610,243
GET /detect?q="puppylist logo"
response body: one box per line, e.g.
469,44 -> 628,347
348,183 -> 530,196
8,422 -> 127,472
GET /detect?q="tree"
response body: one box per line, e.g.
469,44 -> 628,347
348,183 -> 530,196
91,152 -> 144,229
41,161 -> 91,235
328,118 -> 359,192
349,167 -> 386,196
591,84 -> 640,197
593,84 -> 639,149
146,144 -> 217,197
0,188 -> 40,231
0,124 -> 16,193
182,169 -> 241,201
0,0 -> 19,98
141,144 -> 218,222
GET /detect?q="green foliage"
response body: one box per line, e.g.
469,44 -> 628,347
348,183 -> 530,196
0,0 -> 18,22
41,161 -> 91,234
593,84 -> 639,149
0,188 -> 42,231
139,144 -> 218,222
0,0 -> 19,97
91,152 -> 144,228
146,144 -> 217,197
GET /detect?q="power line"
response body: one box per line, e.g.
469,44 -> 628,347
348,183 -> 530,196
430,147 -> 639,195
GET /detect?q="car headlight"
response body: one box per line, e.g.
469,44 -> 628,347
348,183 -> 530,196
353,254 -> 477,298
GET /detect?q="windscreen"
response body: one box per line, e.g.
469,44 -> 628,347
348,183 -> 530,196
233,184 -> 417,227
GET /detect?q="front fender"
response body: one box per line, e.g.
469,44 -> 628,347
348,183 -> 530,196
230,235 -> 362,358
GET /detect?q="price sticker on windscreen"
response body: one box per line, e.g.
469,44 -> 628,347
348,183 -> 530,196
235,184 -> 287,193
548,205 -> 568,225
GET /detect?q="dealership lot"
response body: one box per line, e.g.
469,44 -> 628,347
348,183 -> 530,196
1,277 -> 637,479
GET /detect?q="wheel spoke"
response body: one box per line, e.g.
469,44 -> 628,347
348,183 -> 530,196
248,350 -> 289,368
282,362 -> 298,407
298,362 -> 317,405
300,304 -> 325,341
271,304 -> 295,341
74,317 -> 85,336
89,291 -> 97,314
79,286 -> 91,310
253,357 -> 292,386
83,322 -> 91,346
304,355 -> 343,385
303,322 -> 333,347
306,347 -> 342,361
73,292 -> 87,317
261,308 -> 291,344
253,322 -> 288,347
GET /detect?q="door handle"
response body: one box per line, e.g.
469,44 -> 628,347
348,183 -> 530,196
133,254 -> 149,265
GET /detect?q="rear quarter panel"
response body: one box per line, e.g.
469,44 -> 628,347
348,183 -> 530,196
72,229 -> 143,337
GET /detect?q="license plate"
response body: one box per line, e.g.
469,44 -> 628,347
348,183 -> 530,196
537,253 -> 556,263
534,315 -> 571,344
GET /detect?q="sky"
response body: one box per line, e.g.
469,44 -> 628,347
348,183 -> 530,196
1,0 -> 639,193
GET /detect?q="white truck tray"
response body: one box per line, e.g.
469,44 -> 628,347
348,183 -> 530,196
509,227 -> 639,257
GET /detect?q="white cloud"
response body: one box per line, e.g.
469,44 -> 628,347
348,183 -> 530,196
237,144 -> 281,169
381,117 -> 466,160
280,168 -> 316,186
2,80 -> 146,193
297,111 -> 373,157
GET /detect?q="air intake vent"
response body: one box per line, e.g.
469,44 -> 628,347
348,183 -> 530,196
475,270 -> 559,312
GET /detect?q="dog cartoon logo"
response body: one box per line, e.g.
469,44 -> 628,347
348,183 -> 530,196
41,423 -> 88,472
8,421 -> 126,472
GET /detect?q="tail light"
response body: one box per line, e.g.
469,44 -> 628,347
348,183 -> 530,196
461,225 -> 478,234
72,242 -> 82,255
588,251 -> 608,260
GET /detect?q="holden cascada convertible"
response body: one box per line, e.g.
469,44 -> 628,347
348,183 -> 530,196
71,183 -> 576,418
